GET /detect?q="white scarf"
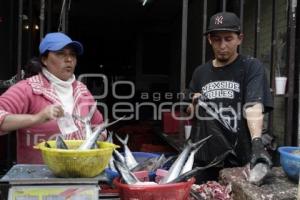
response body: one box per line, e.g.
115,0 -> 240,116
42,68 -> 75,114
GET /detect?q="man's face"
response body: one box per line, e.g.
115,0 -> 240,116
208,31 -> 243,63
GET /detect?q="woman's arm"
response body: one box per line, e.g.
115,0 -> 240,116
0,104 -> 64,132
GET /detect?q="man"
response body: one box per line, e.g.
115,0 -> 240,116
185,12 -> 273,182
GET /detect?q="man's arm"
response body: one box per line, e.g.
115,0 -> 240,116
245,103 -> 272,168
245,103 -> 264,139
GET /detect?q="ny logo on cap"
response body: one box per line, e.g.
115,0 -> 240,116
215,16 -> 223,25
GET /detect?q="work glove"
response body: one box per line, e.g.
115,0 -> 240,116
250,137 -> 273,169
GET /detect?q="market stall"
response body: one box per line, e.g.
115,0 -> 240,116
156,128 -> 299,200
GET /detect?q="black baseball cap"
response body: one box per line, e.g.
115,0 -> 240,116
204,12 -> 241,35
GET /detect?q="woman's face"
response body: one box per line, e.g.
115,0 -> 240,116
42,47 -> 77,81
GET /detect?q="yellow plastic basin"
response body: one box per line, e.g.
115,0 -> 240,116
35,140 -> 118,178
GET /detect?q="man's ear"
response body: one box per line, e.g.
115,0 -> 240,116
207,34 -> 212,45
238,33 -> 244,42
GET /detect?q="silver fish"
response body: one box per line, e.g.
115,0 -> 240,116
115,134 -> 138,170
106,131 -> 114,143
131,157 -> 159,172
78,116 -> 125,150
159,135 -> 213,184
113,149 -> 126,163
249,163 -> 270,186
180,144 -> 202,175
170,149 -> 234,183
56,135 -> 68,149
109,159 -> 117,172
150,154 -> 166,172
44,141 -> 51,148
114,160 -> 140,184
160,155 -> 177,169
72,102 -> 97,139
106,131 -> 117,172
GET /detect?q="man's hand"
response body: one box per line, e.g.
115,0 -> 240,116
192,93 -> 202,104
250,137 -> 273,169
186,93 -> 202,114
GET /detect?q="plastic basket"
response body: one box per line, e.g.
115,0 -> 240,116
278,146 -> 300,181
105,152 -> 160,182
113,172 -> 195,200
35,140 -> 118,178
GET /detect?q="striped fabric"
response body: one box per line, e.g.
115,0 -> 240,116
0,73 -> 103,140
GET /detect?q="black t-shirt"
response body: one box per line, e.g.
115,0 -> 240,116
185,55 -> 273,166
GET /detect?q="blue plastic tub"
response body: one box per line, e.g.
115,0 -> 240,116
278,146 -> 300,182
105,151 -> 160,182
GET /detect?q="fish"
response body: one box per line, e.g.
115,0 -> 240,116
113,149 -> 126,163
160,155 -> 177,169
114,160 -> 158,185
56,135 -> 68,149
41,139 -> 52,148
159,135 -> 213,184
131,157 -> 161,172
45,141 -> 51,148
72,102 -> 97,139
106,131 -> 117,172
180,143 -> 202,175
106,131 -> 114,143
248,163 -> 270,186
77,116 -> 125,150
169,149 -> 234,183
113,160 -> 140,184
115,134 -> 138,170
109,158 -> 117,172
150,154 -> 167,172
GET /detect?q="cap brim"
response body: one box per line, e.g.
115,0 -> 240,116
48,41 -> 84,55
204,28 -> 241,35
67,41 -> 84,55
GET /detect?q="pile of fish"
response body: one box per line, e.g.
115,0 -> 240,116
44,104 -> 235,187
45,113 -> 125,150
106,132 -> 171,174
109,134 -> 233,186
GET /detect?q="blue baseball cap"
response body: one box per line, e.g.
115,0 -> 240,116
39,32 -> 83,55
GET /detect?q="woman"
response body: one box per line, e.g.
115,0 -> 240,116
0,32 -> 105,164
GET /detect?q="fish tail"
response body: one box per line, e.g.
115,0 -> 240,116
116,133 -> 129,145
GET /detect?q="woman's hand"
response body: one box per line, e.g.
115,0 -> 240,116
35,104 -> 64,124
99,129 -> 107,141
0,105 -> 64,132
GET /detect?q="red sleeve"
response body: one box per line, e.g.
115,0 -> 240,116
0,80 -> 31,130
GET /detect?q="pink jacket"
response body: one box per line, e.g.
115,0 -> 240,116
0,73 -> 103,163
